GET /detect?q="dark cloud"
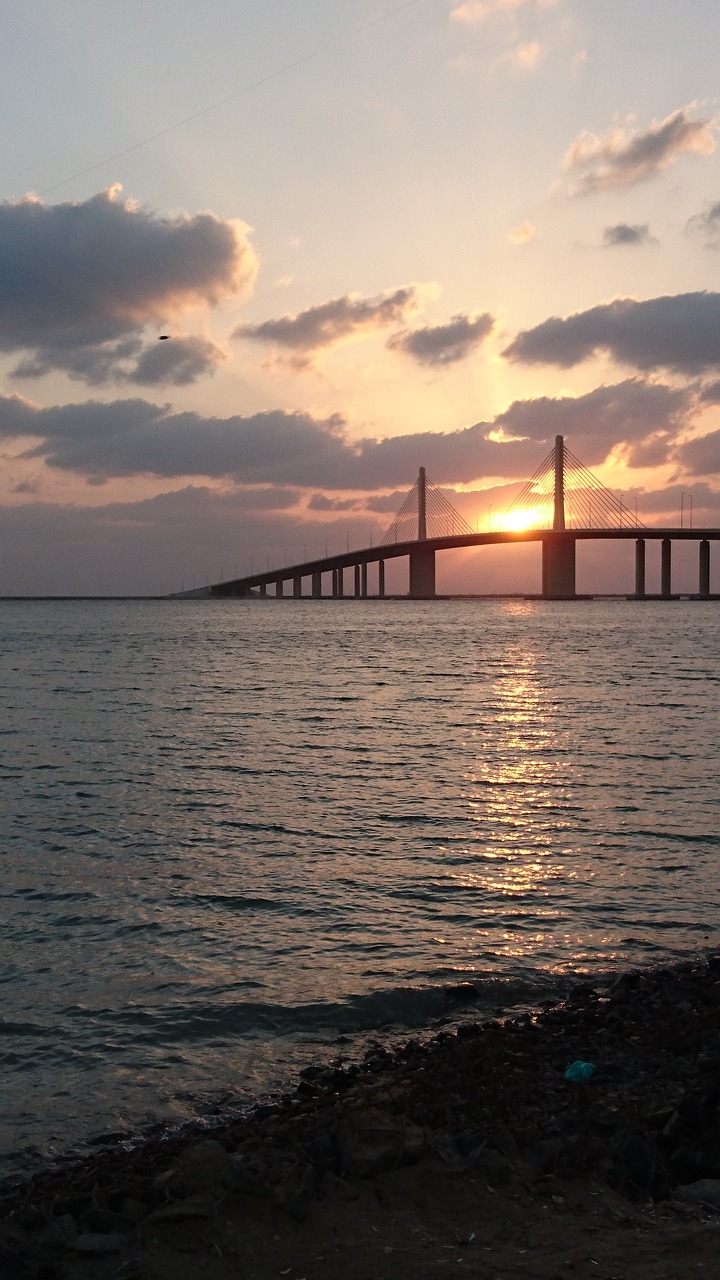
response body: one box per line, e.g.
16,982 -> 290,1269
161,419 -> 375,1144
0,376 -> 691,492
387,312 -> 494,366
497,379 -> 689,467
686,200 -> 720,248
0,187 -> 255,385
675,428 -> 720,477
504,291 -> 720,375
565,106 -> 715,196
635,480 -> 720,522
12,334 -> 226,387
235,286 -> 419,366
125,336 -> 226,386
698,379 -> 720,404
307,494 -> 361,511
603,224 -> 657,248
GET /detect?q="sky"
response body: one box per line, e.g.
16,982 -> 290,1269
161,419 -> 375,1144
2,0 -> 720,596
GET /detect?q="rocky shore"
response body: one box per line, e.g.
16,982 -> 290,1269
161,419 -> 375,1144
4,957 -> 720,1279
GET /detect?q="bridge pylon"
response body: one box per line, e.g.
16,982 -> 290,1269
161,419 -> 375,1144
542,434 -> 576,598
382,466 -> 473,597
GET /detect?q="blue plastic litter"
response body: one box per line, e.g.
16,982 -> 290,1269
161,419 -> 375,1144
564,1059 -> 597,1082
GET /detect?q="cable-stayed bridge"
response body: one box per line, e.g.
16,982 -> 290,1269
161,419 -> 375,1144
179,436 -> 720,601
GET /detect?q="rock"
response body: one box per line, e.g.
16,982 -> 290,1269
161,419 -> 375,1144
675,1178 -> 720,1209
567,983 -> 599,1004
274,1163 -> 315,1221
176,1137 -> 234,1189
670,1140 -> 720,1182
336,1106 -> 425,1178
74,1232 -> 127,1255
306,1133 -> 337,1173
52,1212 -> 77,1242
615,1134 -> 671,1202
465,1146 -> 516,1183
148,1197 -> 210,1223
87,1130 -> 132,1146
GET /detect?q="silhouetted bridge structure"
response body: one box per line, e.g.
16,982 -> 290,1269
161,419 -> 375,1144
188,437 -> 720,601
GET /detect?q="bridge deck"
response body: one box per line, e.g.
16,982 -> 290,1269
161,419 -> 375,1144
200,527 -> 720,597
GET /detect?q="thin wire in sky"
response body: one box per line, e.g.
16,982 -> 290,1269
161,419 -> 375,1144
38,0 -> 429,198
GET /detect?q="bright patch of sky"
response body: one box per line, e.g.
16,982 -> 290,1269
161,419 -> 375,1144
1,0 -> 720,592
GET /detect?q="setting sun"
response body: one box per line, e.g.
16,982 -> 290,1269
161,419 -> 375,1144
495,506 -> 548,532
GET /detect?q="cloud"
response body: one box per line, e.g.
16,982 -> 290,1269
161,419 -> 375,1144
496,378 -> 689,467
686,200 -> 720,248
0,376 -> 691,491
564,106 -> 715,195
603,224 -> 657,248
307,493 -> 361,511
236,286 -> 421,367
13,334 -> 227,387
675,428 -> 720,477
513,40 -> 542,69
0,187 -> 256,385
507,220 -> 536,245
451,0 -> 557,24
504,291 -> 720,375
698,380 -> 720,404
388,312 -> 494,366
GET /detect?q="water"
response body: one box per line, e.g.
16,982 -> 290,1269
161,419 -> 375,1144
2,597 -> 719,1175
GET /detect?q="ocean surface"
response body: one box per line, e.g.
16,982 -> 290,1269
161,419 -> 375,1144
2,597 -> 719,1178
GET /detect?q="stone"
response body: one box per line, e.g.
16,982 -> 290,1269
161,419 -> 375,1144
675,1178 -> 720,1209
74,1232 -> 127,1255
336,1106 -> 425,1178
177,1137 -> 234,1187
148,1197 -> 210,1223
274,1164 -> 315,1221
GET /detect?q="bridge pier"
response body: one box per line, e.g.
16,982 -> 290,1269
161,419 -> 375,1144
312,571 -> 321,598
293,574 -> 302,598
661,538 -> 672,598
354,564 -> 361,597
276,578 -> 284,597
409,547 -> 435,598
378,559 -> 385,598
699,540 -> 710,597
259,582 -> 267,597
542,533 -> 576,599
361,562 -> 368,597
635,538 -> 646,599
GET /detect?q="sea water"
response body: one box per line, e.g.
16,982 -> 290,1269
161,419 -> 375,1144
1,597 -> 719,1174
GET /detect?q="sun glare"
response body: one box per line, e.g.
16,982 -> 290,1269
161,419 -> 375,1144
496,506 -> 547,532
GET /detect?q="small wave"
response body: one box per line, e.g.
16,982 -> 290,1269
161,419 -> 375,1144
71,976 -> 564,1046
191,893 -> 282,912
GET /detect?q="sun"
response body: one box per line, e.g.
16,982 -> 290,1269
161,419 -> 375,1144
496,506 -> 547,532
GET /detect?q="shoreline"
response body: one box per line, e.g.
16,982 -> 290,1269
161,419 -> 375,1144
4,955 -> 720,1278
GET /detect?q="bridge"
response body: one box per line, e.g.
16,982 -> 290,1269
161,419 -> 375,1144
190,436 -> 720,601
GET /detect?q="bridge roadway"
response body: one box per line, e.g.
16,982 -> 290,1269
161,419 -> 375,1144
205,527 -> 720,601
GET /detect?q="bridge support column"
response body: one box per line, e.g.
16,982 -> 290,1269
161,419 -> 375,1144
276,579 -> 284,598
361,563 -> 368,597
661,538 -> 672,598
542,533 -> 576,599
635,538 -> 646,599
378,559 -> 385,598
331,568 -> 338,598
259,582 -> 267,596
337,567 -> 344,597
354,564 -> 361,597
409,547 -> 435,598
312,571 -> 322,598
699,540 -> 710,598
293,575 -> 302,598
